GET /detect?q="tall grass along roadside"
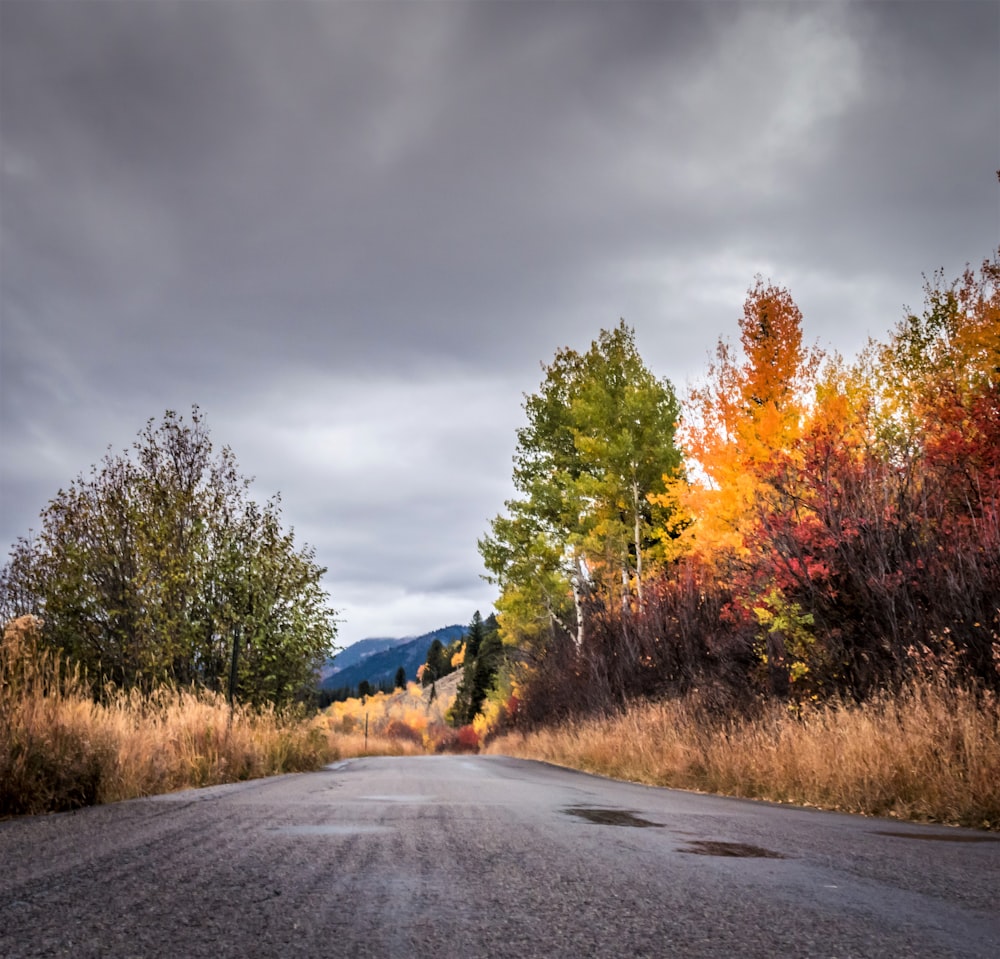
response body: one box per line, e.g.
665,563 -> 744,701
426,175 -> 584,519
486,678 -> 1000,830
1,616 -> 331,817
8,610 -> 998,829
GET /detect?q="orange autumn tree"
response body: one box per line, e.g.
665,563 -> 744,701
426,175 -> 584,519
667,278 -> 822,571
878,256 -> 999,461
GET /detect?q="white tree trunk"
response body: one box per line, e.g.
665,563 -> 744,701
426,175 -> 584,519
633,478 -> 644,607
571,554 -> 587,647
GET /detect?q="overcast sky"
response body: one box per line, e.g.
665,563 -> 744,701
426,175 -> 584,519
2,1 -> 998,648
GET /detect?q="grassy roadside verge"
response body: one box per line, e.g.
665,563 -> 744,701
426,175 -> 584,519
485,680 -> 1000,830
1,616 -> 473,816
9,608 -> 997,829
1,616 -> 331,817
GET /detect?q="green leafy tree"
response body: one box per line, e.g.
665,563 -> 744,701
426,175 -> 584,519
570,324 -> 682,605
0,408 -> 337,706
394,665 -> 407,689
478,505 -> 578,651
481,322 -> 682,648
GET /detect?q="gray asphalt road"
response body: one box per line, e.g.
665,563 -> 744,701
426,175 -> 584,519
1,756 -> 998,958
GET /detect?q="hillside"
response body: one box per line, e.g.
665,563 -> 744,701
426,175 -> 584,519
320,624 -> 466,693
318,637 -> 407,683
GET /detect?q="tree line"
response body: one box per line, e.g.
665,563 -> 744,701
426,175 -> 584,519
482,250 -> 1000,726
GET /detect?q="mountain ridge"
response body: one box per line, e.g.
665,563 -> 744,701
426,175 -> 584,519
320,624 -> 466,692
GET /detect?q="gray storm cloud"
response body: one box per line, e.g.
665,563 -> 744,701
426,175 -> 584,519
2,0 -> 997,644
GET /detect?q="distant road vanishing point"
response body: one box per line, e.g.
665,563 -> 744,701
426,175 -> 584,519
1,756 -> 998,958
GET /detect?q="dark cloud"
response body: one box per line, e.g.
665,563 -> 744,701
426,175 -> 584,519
2,0 -> 998,643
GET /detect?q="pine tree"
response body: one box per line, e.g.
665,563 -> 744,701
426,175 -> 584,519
452,612 -> 504,725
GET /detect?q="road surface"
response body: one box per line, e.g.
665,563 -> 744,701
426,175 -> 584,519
1,756 -> 998,958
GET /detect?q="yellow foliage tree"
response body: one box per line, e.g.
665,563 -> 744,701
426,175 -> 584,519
664,278 -> 822,571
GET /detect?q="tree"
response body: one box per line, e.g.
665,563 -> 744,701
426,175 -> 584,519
762,253 -> 1000,693
478,505 -> 578,651
394,665 -> 407,690
452,612 -> 504,725
674,279 -> 821,568
481,322 -> 682,649
421,638 -> 450,685
0,408 -> 337,706
464,610 -> 486,660
671,256 -> 1000,697
570,324 -> 682,605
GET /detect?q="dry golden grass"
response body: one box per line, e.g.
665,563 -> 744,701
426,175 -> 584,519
12,612 -> 994,827
1,616 -> 332,817
0,613 -> 477,817
487,681 -> 1000,830
325,730 -> 427,759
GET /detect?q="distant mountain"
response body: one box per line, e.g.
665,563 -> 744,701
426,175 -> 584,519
318,637 -> 409,683
319,625 -> 466,692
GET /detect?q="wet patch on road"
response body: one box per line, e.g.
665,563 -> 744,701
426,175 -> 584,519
874,830 -> 1000,843
679,840 -> 786,858
563,806 -> 663,828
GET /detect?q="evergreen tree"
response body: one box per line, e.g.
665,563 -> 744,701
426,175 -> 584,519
452,612 -> 504,725
466,611 -> 486,660
422,638 -> 446,684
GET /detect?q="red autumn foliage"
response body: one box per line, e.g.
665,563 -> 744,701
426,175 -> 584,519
512,251 -> 1000,726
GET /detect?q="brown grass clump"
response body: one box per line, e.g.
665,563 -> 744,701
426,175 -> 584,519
487,679 -> 1000,830
0,616 -> 332,817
